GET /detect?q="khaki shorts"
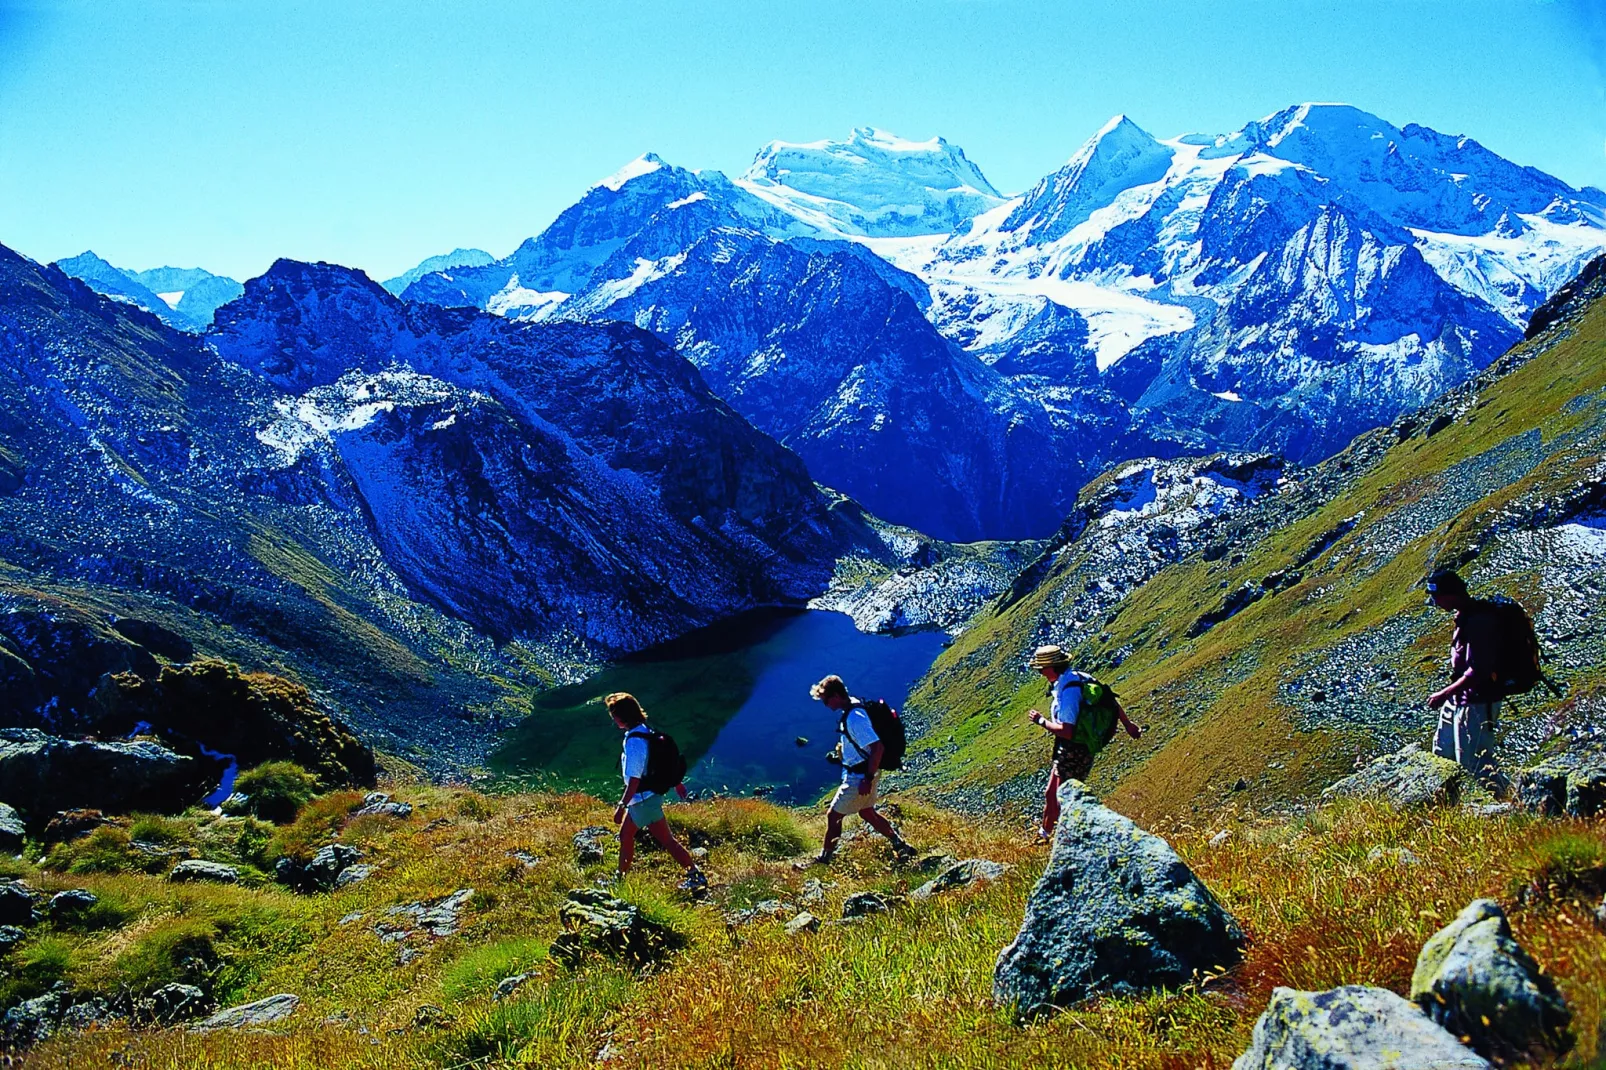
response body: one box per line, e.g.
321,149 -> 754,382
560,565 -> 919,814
829,773 -> 880,815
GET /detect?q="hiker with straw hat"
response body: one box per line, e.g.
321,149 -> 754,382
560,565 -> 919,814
1025,644 -> 1141,842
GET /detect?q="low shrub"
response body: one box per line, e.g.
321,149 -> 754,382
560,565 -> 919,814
233,762 -> 321,824
107,917 -> 222,995
724,874 -> 789,911
0,934 -> 76,1004
669,800 -> 807,860
128,813 -> 198,847
1521,830 -> 1606,897
43,826 -> 165,876
268,789 -> 367,863
440,936 -> 548,1002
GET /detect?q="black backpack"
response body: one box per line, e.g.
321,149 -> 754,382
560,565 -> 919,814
638,728 -> 688,795
840,698 -> 907,772
1475,596 -> 1558,699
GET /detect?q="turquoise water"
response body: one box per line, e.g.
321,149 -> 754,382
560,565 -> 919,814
489,609 -> 948,804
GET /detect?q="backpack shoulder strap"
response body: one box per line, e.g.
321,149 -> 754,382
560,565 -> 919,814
840,706 -> 870,760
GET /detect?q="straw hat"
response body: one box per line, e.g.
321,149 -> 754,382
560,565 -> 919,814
1027,644 -> 1071,671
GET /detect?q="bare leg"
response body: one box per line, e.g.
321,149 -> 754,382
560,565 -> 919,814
618,815 -> 637,873
1042,771 -> 1062,835
646,818 -> 696,869
859,807 -> 900,843
821,811 -> 845,856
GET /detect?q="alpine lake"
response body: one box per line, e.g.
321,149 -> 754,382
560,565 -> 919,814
488,609 -> 949,805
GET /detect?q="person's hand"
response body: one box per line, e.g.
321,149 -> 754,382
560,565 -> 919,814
612,805 -> 626,825
675,783 -> 689,800
1124,721 -> 1143,740
858,777 -> 874,796
1027,709 -> 1043,726
1427,692 -> 1447,710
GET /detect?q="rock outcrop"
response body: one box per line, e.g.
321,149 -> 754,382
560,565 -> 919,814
1323,745 -> 1467,808
910,858 -> 1009,901
1514,744 -> 1606,817
1410,899 -> 1573,1061
0,803 -> 23,853
169,860 -> 242,884
0,729 -> 221,820
94,661 -> 378,788
275,843 -> 362,892
1233,985 -> 1492,1070
993,783 -> 1244,1014
190,993 -> 300,1032
550,889 -> 685,968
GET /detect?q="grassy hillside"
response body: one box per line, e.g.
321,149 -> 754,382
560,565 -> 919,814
902,268 -> 1606,825
16,782 -> 1606,1068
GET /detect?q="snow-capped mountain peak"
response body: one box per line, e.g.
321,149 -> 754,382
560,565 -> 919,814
1000,115 -> 1175,242
735,127 -> 1004,238
595,152 -> 668,192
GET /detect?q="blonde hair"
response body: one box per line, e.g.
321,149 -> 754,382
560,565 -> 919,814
605,692 -> 647,726
809,675 -> 849,702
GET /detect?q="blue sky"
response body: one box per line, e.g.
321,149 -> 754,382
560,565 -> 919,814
1,0 -> 1601,281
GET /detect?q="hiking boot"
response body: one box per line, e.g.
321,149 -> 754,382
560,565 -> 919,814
792,850 -> 835,872
890,839 -> 917,863
677,867 -> 708,893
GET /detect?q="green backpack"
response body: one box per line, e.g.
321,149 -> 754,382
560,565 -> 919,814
1062,672 -> 1121,754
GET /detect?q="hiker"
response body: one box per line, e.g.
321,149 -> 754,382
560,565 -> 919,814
796,674 -> 916,867
606,692 -> 707,892
1424,569 -> 1509,786
1026,644 -> 1141,841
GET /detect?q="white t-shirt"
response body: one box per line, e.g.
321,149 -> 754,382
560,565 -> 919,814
1050,674 -> 1082,726
621,726 -> 656,801
839,705 -> 880,783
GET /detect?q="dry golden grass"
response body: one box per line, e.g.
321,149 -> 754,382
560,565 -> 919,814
18,787 -> 1606,1070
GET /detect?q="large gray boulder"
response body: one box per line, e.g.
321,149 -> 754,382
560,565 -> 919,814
550,889 -> 685,968
993,783 -> 1244,1014
0,728 -> 220,818
1514,744 -> 1606,817
1234,986 -> 1491,1070
1323,745 -> 1466,808
1410,899 -> 1573,1061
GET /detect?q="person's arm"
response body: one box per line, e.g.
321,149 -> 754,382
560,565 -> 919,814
859,740 -> 884,794
1116,701 -> 1143,739
1028,709 -> 1078,739
1428,668 -> 1476,709
614,775 -> 642,824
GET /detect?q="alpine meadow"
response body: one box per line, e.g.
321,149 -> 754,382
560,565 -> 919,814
1,3 -> 1605,1067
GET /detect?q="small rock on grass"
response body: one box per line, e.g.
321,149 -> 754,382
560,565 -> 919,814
785,912 -> 820,935
1594,894 -> 1606,933
1411,898 -> 1573,1062
334,864 -> 374,888
0,925 -> 25,951
551,888 -> 686,969
911,859 -> 1009,901
148,983 -> 212,1024
1233,985 -> 1490,1070
47,889 -> 97,922
169,859 -> 241,884
190,993 -> 300,1032
842,891 -> 896,919
573,826 -> 611,867
1365,846 -> 1421,866
494,973 -> 533,1001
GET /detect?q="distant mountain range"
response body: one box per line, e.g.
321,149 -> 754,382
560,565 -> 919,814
51,105 -> 1606,541
54,252 -> 242,331
388,105 -> 1606,539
